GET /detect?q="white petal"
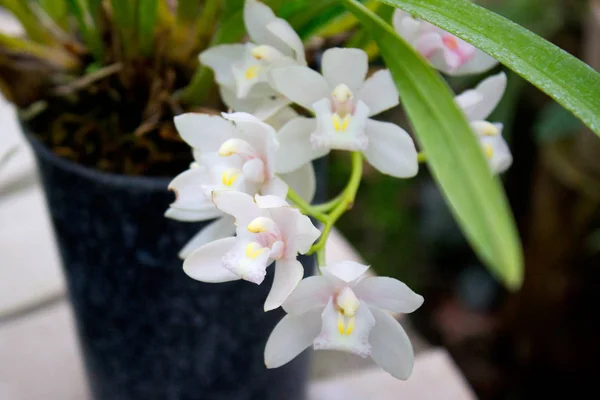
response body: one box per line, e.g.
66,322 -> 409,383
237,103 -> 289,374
178,216 -> 236,259
183,237 -> 240,283
242,158 -> 266,183
219,86 -> 289,121
244,0 -> 293,57
264,106 -> 298,130
255,194 -> 289,208
453,49 -> 498,76
164,207 -> 222,222
313,299 -> 375,358
264,258 -> 305,311
174,113 -> 237,151
363,119 -> 418,178
282,276 -> 333,315
479,125 -> 512,174
261,175 -> 289,198
275,117 -> 328,174
212,191 -> 263,227
268,66 -> 330,111
456,72 -> 507,121
264,310 -> 322,369
368,307 -> 415,380
321,48 -> 368,92
354,277 -> 424,314
358,69 -> 399,117
322,261 -> 370,285
266,19 -> 306,64
168,167 -> 216,211
293,213 -> 321,255
199,44 -> 246,89
280,162 -> 317,204
415,32 -> 444,59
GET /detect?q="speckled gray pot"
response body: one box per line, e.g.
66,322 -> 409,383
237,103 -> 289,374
27,136 -> 312,400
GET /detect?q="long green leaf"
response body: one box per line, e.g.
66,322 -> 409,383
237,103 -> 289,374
110,0 -> 136,57
344,0 -> 523,289
0,0 -> 52,43
379,0 -> 600,138
65,0 -> 103,60
137,0 -> 158,55
39,0 -> 69,30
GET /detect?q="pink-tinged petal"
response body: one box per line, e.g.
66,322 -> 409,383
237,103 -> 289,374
164,207 -> 222,222
392,9 -> 421,43
282,276 -> 333,315
358,69 -> 399,117
261,176 -> 289,198
268,66 -> 329,111
264,258 -> 305,311
456,72 -> 507,121
178,216 -> 236,259
368,306 -> 415,380
275,117 -> 328,174
280,162 -> 317,204
354,277 -> 424,314
321,48 -> 368,92
242,158 -> 266,183
415,32 -> 444,59
183,237 -> 239,283
199,44 -> 246,89
168,167 -> 215,211
363,119 -> 418,178
454,49 -> 498,76
322,261 -> 370,285
212,191 -> 263,227
313,299 -> 375,358
174,113 -> 237,151
255,194 -> 289,209
264,310 -> 322,369
266,19 -> 306,64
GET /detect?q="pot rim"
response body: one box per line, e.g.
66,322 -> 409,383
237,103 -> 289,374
26,133 -> 173,191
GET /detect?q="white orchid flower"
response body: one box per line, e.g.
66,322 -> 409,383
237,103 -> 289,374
264,261 -> 423,379
393,9 -> 497,76
199,0 -> 306,120
166,112 -> 316,258
269,47 -> 418,178
455,72 -> 512,173
184,191 -> 321,311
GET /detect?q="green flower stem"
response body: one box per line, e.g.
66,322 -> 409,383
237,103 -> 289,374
417,152 -> 427,163
311,193 -> 345,213
286,187 -> 328,223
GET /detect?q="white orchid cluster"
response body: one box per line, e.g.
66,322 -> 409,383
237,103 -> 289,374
165,0 -> 511,380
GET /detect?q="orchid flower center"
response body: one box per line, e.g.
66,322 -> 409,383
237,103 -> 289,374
311,84 -> 370,152
251,45 -> 287,64
220,168 -> 242,188
440,33 -> 476,69
219,138 -> 267,183
247,216 -> 283,254
335,287 -> 361,336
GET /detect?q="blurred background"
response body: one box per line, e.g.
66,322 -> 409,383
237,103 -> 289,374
1,0 -> 599,399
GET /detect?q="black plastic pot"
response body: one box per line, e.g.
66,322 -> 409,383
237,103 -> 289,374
27,136 -> 312,400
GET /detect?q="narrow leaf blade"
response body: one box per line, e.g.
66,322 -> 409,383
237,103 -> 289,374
344,0 -> 523,289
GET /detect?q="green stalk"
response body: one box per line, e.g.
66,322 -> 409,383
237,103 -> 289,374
65,0 -> 104,60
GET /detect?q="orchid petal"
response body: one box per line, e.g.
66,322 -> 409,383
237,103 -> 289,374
368,307 -> 415,380
275,117 -> 328,174
174,113 -> 237,152
255,194 -> 289,209
264,258 -> 305,311
244,0 -> 293,57
321,48 -> 368,92
268,66 -> 329,111
164,207 -> 222,222
392,9 -> 422,44
282,276 -> 333,315
199,44 -> 246,90
266,19 -> 306,65
212,191 -> 263,227
293,213 -> 322,255
415,32 -> 444,59
363,119 -> 419,178
261,175 -> 289,198
453,49 -> 498,76
322,261 -> 370,285
354,277 -> 424,314
264,107 -> 298,130
183,237 -> 239,283
358,69 -> 399,117
456,72 -> 507,121
264,310 -> 322,369
178,216 -> 236,259
479,124 -> 512,174
219,86 -> 289,121
280,162 -> 317,204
